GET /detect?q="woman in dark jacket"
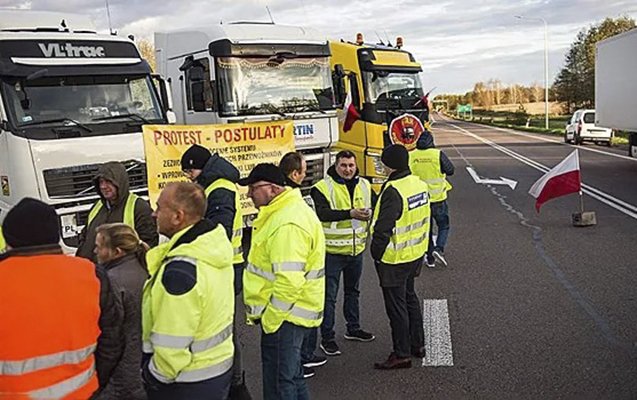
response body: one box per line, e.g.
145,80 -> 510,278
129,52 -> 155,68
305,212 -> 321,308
93,223 -> 149,399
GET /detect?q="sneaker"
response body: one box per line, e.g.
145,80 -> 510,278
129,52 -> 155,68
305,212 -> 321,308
433,250 -> 448,267
344,329 -> 375,342
426,255 -> 436,268
303,354 -> 327,368
320,340 -> 341,356
303,366 -> 316,379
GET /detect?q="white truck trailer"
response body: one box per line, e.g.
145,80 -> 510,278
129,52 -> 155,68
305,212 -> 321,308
154,22 -> 339,201
595,28 -> 637,157
0,10 -> 168,251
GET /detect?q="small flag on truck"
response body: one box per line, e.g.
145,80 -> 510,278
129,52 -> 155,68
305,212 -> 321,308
339,90 -> 360,133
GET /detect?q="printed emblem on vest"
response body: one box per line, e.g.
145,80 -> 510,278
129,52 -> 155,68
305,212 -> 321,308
407,192 -> 428,209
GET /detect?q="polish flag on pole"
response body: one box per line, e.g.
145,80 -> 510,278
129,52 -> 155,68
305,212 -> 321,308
339,90 -> 360,132
528,150 -> 581,212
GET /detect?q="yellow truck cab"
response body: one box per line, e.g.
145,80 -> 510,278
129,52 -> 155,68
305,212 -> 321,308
330,35 -> 428,191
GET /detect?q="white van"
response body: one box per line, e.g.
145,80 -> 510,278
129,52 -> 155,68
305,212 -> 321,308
564,109 -> 612,146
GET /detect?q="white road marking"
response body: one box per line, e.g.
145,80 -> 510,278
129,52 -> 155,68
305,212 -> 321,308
466,166 -> 518,190
423,299 -> 454,367
446,122 -> 637,220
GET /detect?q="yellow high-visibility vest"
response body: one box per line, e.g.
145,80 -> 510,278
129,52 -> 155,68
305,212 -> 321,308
313,176 -> 371,256
409,148 -> 452,203
372,175 -> 430,264
204,179 -> 244,264
87,193 -> 139,228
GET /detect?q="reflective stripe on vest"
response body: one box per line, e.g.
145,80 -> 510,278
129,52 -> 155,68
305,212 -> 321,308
144,323 -> 233,354
270,296 -> 323,321
313,176 -> 371,255
246,262 -> 324,281
204,179 -> 244,264
87,193 -> 138,228
149,356 -> 233,384
372,175 -> 430,264
0,344 -> 95,375
28,362 -> 96,399
409,148 -> 451,202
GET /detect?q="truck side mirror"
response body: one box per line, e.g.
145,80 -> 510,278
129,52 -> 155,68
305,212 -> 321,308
166,110 -> 177,124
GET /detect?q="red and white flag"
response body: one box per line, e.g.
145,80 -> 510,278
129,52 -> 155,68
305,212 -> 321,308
339,90 -> 360,132
528,150 -> 581,212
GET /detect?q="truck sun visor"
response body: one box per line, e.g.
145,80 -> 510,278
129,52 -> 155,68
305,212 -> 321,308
209,39 -> 330,58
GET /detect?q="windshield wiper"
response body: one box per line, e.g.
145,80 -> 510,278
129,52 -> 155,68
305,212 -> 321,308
92,113 -> 150,124
21,117 -> 92,132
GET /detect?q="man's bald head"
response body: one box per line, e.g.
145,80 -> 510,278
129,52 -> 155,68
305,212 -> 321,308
153,182 -> 207,238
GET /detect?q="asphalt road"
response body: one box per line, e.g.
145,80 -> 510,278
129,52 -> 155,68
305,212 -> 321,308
236,114 -> 637,400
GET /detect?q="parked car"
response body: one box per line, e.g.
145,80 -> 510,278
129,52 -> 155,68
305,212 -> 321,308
564,109 -> 613,146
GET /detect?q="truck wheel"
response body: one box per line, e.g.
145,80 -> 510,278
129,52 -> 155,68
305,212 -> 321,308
605,140 -> 612,147
630,133 -> 637,157
564,132 -> 570,143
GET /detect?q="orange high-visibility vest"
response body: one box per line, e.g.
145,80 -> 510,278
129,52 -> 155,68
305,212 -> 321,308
0,254 -> 101,399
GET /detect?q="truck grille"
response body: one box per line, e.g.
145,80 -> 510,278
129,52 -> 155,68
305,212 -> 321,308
43,160 -> 147,198
301,156 -> 324,195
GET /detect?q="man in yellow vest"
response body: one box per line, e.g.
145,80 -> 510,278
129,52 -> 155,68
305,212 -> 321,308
310,150 -> 376,359
279,152 -> 326,379
371,144 -> 429,370
239,163 -> 325,400
409,133 -> 454,267
142,182 -> 235,400
181,144 -> 251,400
77,161 -> 158,262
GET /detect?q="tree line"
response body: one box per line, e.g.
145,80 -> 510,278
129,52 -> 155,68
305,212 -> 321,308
435,16 -> 635,114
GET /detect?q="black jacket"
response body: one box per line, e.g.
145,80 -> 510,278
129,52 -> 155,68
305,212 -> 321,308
77,162 -> 158,261
94,254 -> 148,400
310,166 -> 377,223
416,133 -> 455,176
196,154 -> 240,241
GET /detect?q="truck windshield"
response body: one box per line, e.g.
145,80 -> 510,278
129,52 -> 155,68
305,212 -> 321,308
363,71 -> 424,109
2,74 -> 163,134
216,56 -> 334,116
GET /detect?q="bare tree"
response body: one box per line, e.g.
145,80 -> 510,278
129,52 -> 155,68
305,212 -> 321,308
137,38 -> 156,72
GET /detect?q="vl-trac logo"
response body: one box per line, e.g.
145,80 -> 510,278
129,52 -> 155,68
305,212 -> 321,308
38,43 -> 106,58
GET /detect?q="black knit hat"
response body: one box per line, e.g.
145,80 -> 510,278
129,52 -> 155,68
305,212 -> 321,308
238,163 -> 286,186
381,144 -> 409,170
181,144 -> 211,170
2,198 -> 60,248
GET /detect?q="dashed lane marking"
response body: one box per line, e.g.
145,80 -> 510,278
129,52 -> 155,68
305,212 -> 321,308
423,299 -> 454,367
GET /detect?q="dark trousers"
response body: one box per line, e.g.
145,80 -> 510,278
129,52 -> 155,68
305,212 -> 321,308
145,367 -> 232,400
427,200 -> 450,258
301,327 -> 318,363
261,322 -> 310,400
232,263 -> 244,385
320,253 -> 363,341
381,273 -> 424,359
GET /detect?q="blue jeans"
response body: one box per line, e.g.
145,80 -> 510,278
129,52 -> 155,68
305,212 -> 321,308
320,253 -> 363,341
261,322 -> 310,400
301,328 -> 318,363
428,200 -> 450,257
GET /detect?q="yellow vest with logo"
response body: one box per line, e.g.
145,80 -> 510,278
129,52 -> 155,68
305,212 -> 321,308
142,224 -> 234,383
313,176 -> 371,256
204,179 -> 244,264
372,175 -> 430,264
87,193 -> 139,228
243,188 -> 326,334
0,227 -> 5,252
409,148 -> 452,203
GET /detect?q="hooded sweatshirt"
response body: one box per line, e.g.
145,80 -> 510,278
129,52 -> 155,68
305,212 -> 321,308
76,162 -> 158,261
195,154 -> 241,241
415,133 -> 455,176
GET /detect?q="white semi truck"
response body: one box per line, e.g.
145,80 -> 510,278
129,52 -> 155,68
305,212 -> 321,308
154,22 -> 339,201
595,27 -> 637,157
0,11 -> 169,251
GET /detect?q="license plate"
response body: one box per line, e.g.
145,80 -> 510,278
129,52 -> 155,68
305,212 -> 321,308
60,214 -> 79,239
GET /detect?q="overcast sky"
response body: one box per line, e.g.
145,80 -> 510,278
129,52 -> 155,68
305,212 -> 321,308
2,0 -> 636,94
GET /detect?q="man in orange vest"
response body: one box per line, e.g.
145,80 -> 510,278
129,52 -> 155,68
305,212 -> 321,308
0,198 -> 123,399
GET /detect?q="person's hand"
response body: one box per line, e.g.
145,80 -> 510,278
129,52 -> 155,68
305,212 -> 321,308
350,208 -> 371,221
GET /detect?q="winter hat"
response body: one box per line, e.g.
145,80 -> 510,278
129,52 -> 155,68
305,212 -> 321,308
381,144 -> 409,170
181,144 -> 211,170
2,198 -> 60,248
238,163 -> 286,186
